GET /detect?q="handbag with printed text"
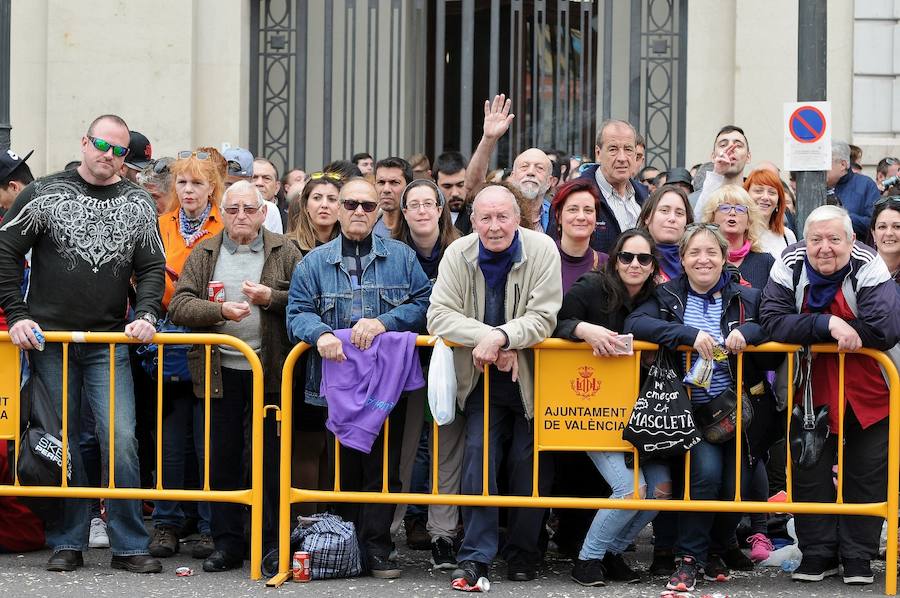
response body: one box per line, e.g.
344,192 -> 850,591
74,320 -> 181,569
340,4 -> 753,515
623,349 -> 701,458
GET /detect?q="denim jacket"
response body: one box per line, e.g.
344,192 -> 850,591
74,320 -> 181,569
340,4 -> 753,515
286,233 -> 431,404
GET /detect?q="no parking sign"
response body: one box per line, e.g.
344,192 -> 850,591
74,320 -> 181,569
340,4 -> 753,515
784,101 -> 831,171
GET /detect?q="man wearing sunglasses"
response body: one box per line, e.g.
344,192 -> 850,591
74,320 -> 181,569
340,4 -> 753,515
168,180 -> 301,572
287,177 -> 431,579
0,114 -> 166,574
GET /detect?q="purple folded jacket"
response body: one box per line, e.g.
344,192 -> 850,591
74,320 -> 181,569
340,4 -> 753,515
320,329 -> 425,453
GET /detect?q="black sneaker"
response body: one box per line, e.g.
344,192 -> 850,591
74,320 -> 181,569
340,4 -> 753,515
842,558 -> 874,585
721,545 -> 754,571
571,558 -> 606,587
507,559 -> 537,581
602,552 -> 640,583
667,556 -> 698,592
369,553 -> 401,579
430,536 -> 456,570
792,556 -> 840,582
452,560 -> 490,586
703,554 -> 731,582
649,548 -> 675,576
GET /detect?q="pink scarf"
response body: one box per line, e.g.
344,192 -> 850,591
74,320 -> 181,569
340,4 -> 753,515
728,239 -> 751,262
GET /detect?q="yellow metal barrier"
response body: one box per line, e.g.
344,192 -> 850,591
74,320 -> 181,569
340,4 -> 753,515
0,331 -> 267,580
271,337 -> 899,594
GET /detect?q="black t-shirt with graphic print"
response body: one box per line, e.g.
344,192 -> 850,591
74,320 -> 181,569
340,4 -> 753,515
0,168 -> 165,332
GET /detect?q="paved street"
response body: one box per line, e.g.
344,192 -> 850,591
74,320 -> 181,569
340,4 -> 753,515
0,527 -> 890,597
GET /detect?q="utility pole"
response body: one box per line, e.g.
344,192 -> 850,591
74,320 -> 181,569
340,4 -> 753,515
795,0 -> 827,235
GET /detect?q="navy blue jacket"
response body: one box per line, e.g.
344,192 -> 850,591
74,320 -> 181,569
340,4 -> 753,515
546,165 -> 649,254
833,170 -> 881,240
737,251 -> 775,290
625,270 -> 779,385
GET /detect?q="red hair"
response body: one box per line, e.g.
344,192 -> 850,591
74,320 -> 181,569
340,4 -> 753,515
743,169 -> 787,235
550,178 -> 601,234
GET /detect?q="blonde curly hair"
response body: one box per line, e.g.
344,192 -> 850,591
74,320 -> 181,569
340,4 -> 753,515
700,184 -> 766,252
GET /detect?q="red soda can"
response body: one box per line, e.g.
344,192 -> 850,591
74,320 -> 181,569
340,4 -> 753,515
207,280 -> 225,303
292,550 -> 311,582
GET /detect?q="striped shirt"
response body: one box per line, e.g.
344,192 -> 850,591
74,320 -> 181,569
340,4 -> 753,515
683,294 -> 731,404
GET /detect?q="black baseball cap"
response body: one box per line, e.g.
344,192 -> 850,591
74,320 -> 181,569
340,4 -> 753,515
0,148 -> 33,180
124,131 -> 152,170
665,167 -> 694,193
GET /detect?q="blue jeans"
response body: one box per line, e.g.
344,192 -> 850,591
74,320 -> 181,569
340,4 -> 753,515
78,391 -> 103,520
457,379 -> 553,567
579,452 -> 670,560
152,382 -> 210,535
30,343 -> 150,556
676,438 -> 748,566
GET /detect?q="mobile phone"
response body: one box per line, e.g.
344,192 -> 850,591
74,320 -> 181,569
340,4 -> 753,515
613,333 -> 633,355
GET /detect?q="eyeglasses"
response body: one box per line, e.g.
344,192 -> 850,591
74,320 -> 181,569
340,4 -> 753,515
341,199 -> 379,213
404,200 -> 438,211
715,203 -> 749,214
875,195 -> 900,207
222,204 -> 262,215
616,251 -> 654,266
151,157 -> 174,175
640,177 -> 656,184
88,136 -> 130,158
309,171 -> 343,182
177,150 -> 211,160
685,222 -> 720,233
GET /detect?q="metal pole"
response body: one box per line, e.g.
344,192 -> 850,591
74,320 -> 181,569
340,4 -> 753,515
795,0 -> 827,235
0,0 -> 12,150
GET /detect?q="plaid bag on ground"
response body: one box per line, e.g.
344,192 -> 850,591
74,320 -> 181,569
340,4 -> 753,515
293,513 -> 362,579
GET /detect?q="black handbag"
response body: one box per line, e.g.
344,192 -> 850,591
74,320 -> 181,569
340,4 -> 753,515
691,297 -> 756,445
15,372 -> 72,526
789,349 -> 830,470
693,386 -> 753,444
623,349 -> 701,458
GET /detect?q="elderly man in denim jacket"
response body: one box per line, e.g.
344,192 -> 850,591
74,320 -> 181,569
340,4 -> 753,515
286,177 -> 431,579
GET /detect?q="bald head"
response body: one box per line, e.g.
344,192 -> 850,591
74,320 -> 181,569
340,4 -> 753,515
338,178 -> 379,240
510,148 -> 552,201
472,184 -> 521,252
752,160 -> 780,175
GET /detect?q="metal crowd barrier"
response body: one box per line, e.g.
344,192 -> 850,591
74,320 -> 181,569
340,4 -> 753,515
0,331 -> 267,580
271,336 -> 900,595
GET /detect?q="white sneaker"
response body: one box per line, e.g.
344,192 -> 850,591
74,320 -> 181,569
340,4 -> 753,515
89,517 -> 109,549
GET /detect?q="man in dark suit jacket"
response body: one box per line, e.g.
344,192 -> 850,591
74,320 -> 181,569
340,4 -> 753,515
547,120 -> 648,253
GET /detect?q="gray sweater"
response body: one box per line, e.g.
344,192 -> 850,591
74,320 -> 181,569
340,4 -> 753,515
212,233 -> 265,369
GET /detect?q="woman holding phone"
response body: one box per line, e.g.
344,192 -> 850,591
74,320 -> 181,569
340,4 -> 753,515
555,229 -> 670,587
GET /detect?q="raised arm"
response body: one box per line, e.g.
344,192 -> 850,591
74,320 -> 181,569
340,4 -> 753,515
463,95 -> 515,197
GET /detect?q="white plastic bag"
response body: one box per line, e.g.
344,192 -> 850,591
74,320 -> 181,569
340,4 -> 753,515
428,338 -> 457,426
